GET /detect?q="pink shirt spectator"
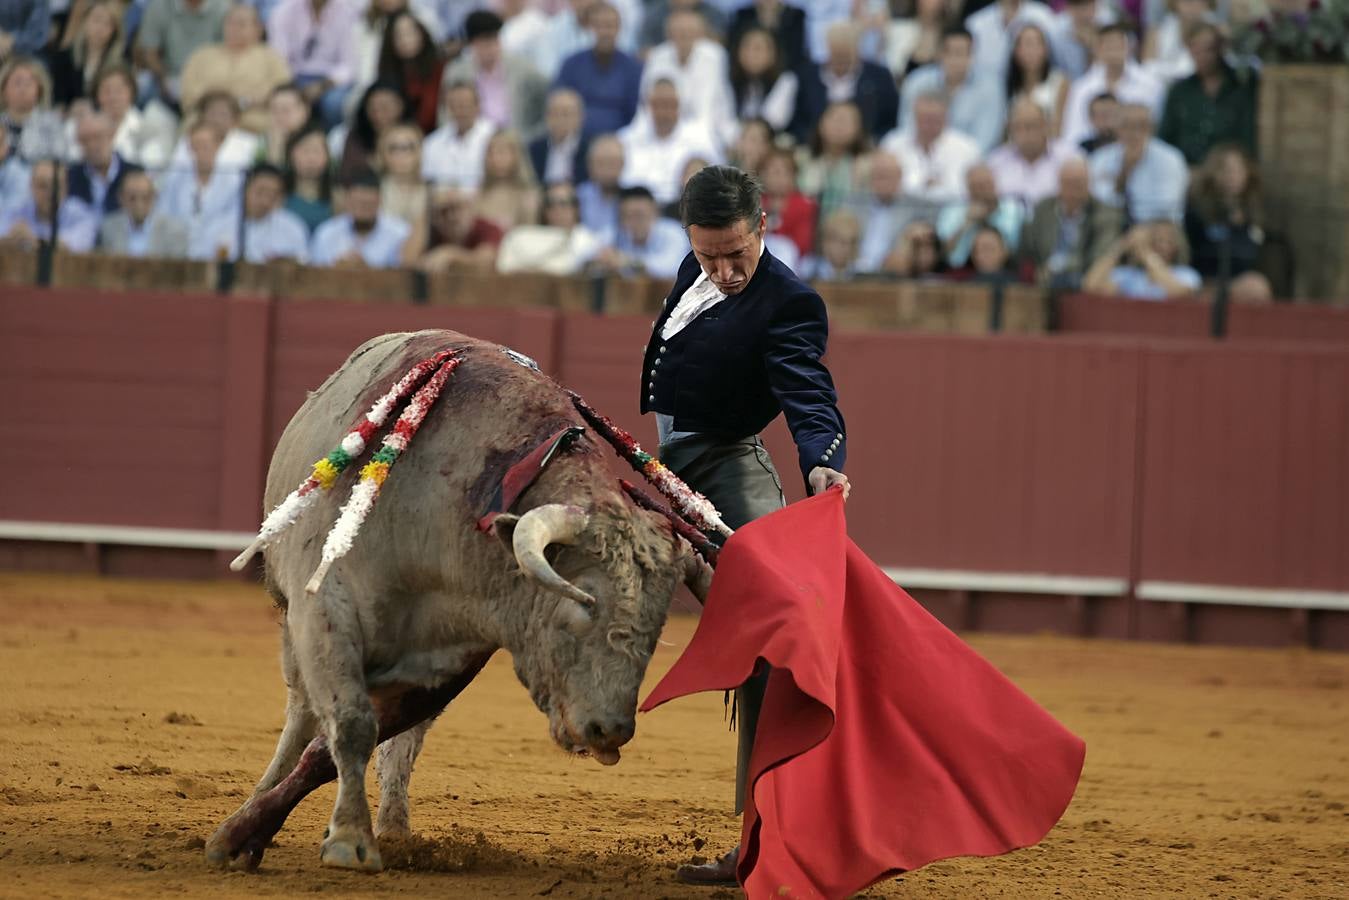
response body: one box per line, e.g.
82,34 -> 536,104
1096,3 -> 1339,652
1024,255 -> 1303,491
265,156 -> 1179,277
986,140 -> 1083,208
477,66 -> 510,130
267,0 -> 360,87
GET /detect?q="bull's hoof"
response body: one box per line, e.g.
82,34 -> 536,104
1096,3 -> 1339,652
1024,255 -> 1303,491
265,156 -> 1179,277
205,831 -> 266,872
320,826 -> 383,873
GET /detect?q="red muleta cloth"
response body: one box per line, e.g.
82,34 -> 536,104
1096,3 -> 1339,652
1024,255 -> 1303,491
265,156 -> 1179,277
640,489 -> 1086,899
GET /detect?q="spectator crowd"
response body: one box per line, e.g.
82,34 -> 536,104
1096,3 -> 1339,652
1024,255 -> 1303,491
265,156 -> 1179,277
0,0 -> 1278,302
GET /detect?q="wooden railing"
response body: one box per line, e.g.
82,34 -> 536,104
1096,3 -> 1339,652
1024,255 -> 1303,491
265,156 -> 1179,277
0,247 -> 1045,334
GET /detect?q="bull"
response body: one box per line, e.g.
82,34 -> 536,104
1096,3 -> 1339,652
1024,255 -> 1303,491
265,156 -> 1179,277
204,330 -> 711,872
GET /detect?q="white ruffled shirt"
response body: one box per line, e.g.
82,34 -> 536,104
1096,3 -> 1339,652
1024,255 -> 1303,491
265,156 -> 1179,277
654,238 -> 764,445
659,237 -> 763,340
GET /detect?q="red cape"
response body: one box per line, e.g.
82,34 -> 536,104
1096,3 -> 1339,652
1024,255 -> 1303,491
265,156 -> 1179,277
641,490 -> 1086,899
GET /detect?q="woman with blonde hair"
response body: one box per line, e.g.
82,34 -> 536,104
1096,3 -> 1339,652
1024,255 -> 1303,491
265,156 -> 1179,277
375,122 -> 430,263
0,56 -> 54,151
49,0 -> 125,108
475,128 -> 541,232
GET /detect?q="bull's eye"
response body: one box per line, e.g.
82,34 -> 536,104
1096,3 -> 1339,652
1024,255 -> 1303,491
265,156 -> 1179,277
556,594 -> 595,634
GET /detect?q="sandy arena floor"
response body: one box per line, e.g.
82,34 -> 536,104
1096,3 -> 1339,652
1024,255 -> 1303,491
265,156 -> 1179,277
0,572 -> 1346,899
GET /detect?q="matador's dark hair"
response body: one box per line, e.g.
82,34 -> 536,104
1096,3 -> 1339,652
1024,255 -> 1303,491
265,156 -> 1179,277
679,164 -> 763,230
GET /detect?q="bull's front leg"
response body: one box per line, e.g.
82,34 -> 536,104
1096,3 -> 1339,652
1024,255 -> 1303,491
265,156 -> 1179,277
204,657 -> 491,872
375,719 -> 430,838
290,608 -> 384,872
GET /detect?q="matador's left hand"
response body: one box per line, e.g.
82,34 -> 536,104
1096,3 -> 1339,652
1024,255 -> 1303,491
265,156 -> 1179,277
809,467 -> 850,500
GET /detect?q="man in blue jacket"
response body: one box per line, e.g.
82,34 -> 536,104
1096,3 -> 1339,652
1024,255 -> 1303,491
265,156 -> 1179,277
640,164 -> 850,886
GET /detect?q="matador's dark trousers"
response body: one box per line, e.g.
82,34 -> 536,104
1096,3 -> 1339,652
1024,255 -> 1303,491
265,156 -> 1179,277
657,433 -> 786,814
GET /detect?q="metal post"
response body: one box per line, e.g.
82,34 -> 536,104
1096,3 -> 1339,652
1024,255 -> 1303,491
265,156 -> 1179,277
589,273 -> 607,314
36,159 -> 60,286
987,280 -> 1005,333
1210,229 -> 1232,339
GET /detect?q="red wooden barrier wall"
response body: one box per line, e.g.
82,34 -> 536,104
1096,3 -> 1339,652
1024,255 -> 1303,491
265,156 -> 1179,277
2,287 -> 229,529
1060,294 -> 1349,342
3,289 -> 1347,648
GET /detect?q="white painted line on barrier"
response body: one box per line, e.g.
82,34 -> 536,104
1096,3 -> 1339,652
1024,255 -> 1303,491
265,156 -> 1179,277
883,567 -> 1128,597
0,521 -> 255,551
1136,581 -> 1349,611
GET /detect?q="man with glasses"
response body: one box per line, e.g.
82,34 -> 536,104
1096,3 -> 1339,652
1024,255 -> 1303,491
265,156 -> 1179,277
98,170 -> 190,258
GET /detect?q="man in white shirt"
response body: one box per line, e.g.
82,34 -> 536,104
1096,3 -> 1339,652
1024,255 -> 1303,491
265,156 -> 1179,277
965,0 -> 1061,82
1060,23 -> 1164,147
618,79 -> 722,206
986,98 -> 1084,208
880,92 -> 981,204
191,163 -> 310,262
422,82 -> 496,190
640,8 -> 734,141
155,121 -> 245,250
310,169 -> 410,268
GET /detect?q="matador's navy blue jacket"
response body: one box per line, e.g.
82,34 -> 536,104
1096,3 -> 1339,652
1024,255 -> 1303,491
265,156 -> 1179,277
639,247 -> 847,487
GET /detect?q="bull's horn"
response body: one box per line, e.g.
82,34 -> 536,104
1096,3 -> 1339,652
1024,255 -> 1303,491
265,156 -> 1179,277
512,504 -> 595,608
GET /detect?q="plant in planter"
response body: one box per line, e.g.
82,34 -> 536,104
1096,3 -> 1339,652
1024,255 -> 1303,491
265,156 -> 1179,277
1233,0 -> 1349,64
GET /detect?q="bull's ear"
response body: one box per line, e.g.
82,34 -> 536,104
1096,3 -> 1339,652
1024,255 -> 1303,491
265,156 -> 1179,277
491,513 -> 521,546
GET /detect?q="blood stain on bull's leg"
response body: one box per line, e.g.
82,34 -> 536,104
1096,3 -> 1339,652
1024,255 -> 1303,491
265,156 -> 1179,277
205,659 -> 491,871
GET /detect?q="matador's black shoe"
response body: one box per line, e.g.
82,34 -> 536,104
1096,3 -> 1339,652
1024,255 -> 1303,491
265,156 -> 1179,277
674,845 -> 739,887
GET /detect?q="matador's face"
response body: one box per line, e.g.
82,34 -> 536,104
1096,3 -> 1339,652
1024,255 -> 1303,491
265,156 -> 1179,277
687,213 -> 766,296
